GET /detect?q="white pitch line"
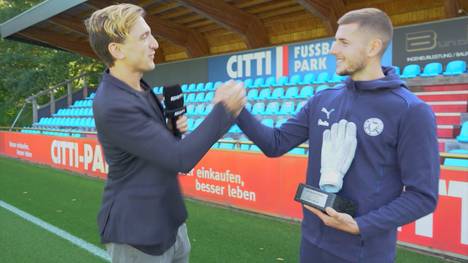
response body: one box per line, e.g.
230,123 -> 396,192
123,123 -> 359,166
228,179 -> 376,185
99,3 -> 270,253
0,200 -> 110,262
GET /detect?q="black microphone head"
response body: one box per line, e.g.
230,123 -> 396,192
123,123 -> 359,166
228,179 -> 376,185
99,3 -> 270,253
163,85 -> 185,117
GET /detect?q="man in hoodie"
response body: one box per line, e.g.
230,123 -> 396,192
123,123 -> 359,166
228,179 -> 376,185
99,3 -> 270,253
236,8 -> 439,263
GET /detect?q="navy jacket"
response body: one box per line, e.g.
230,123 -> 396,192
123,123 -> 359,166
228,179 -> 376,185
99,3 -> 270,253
94,70 -> 234,253
236,67 -> 439,262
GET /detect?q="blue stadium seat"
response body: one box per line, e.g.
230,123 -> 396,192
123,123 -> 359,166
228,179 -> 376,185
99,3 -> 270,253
253,77 -> 265,88
443,60 -> 466,76
243,78 -> 253,88
270,87 -> 285,99
181,84 -> 189,92
203,104 -> 214,115
193,118 -> 203,130
328,73 -> 345,83
263,76 -> 276,87
401,64 -> 421,78
195,104 -> 205,115
315,72 -> 330,84
288,148 -> 305,155
250,145 -> 261,152
393,66 -> 400,75
444,149 -> 468,168
287,74 -> 301,86
456,121 -> 468,143
296,101 -> 307,114
204,92 -> 214,102
245,102 -> 252,112
261,118 -> 274,127
229,124 -> 241,134
276,76 -> 289,86
188,83 -> 197,92
279,101 -> 295,115
298,86 -> 314,98
247,89 -> 259,100
252,102 -> 265,115
205,82 -> 214,91
187,118 -> 195,130
196,83 -> 205,91
275,118 -> 287,128
299,73 -> 314,85
316,84 -> 330,93
195,92 -> 205,103
239,138 -> 251,151
186,104 -> 195,115
258,88 -> 271,100
186,93 -> 196,103
284,87 -> 299,99
264,102 -> 280,115
420,62 -> 443,77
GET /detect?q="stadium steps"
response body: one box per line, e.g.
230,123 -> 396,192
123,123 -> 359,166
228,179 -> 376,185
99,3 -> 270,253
437,125 -> 461,138
420,84 -> 468,92
428,101 -> 467,113
414,90 -> 468,102
435,113 -> 462,125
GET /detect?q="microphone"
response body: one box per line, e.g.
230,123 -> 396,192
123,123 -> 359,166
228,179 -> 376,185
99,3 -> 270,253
163,85 -> 186,138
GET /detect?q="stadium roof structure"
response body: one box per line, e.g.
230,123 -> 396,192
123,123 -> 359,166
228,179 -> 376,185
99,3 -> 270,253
1,0 -> 467,63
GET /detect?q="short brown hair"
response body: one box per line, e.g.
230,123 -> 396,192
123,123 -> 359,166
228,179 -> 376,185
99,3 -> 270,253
84,4 -> 145,67
338,8 -> 393,56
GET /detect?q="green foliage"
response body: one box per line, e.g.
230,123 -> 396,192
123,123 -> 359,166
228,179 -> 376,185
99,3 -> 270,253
0,0 -> 104,127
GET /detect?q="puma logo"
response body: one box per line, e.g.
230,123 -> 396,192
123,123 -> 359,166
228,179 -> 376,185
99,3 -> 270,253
321,107 -> 335,119
318,119 -> 329,127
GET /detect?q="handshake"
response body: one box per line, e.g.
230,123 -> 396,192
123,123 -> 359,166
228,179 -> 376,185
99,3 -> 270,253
212,80 -> 247,117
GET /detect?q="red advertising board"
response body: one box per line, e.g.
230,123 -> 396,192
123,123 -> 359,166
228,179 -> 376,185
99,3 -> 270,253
0,131 -> 466,259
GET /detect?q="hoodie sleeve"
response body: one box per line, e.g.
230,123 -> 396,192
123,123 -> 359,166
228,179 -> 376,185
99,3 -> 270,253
235,101 -> 310,157
355,102 -> 440,240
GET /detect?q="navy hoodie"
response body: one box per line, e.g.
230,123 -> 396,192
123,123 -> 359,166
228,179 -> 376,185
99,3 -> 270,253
236,66 -> 440,262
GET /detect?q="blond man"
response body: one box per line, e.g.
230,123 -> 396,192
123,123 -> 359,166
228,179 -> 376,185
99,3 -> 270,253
85,4 -> 245,263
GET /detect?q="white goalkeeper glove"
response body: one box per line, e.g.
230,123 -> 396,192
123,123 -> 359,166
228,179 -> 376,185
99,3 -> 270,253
319,119 -> 357,193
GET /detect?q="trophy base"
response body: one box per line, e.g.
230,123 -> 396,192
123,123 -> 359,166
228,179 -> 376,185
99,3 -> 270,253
294,183 -> 357,217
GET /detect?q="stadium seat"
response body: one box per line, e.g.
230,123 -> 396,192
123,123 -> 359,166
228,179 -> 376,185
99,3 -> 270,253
252,102 -> 266,115
245,102 -> 252,112
315,72 -> 330,84
287,74 -> 301,86
239,137 -> 251,151
186,104 -> 195,115
244,78 -> 253,88
275,118 -> 287,128
195,104 -> 205,115
270,87 -> 285,99
258,88 -> 271,100
253,77 -> 265,88
196,83 -> 205,91
204,82 -> 214,91
456,121 -> 468,143
188,83 -> 197,92
276,76 -> 289,86
204,92 -> 214,102
400,64 -> 421,78
261,118 -> 274,127
295,101 -> 307,113
328,73 -> 345,83
193,118 -> 203,130
181,84 -> 189,92
444,149 -> 468,168
298,86 -> 314,98
393,66 -> 400,75
195,92 -> 205,102
288,148 -> 305,155
299,73 -> 314,85
420,62 -> 443,77
443,60 -> 466,76
187,118 -> 195,130
203,104 -> 214,115
186,93 -> 196,103
279,101 -> 295,115
229,124 -> 242,134
263,76 -> 276,87
247,89 -> 259,100
264,102 -> 280,115
316,84 -> 330,93
250,145 -> 261,152
284,87 -> 299,99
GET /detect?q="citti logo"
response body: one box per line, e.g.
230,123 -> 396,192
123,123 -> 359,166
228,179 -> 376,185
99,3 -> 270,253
364,118 -> 384,136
